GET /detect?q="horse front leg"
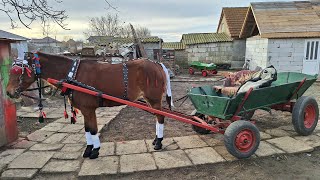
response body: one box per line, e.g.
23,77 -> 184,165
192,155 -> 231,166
148,101 -> 165,150
81,108 -> 100,159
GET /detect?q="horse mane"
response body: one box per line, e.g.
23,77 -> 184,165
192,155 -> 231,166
38,52 -> 72,62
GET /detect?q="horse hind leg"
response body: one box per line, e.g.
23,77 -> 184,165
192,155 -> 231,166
147,99 -> 165,150
81,108 -> 100,159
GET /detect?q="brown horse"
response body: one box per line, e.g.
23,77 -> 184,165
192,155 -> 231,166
6,52 -> 171,159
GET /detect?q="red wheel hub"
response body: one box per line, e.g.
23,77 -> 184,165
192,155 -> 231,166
304,104 -> 316,129
235,129 -> 255,153
189,68 -> 194,75
202,71 -> 207,77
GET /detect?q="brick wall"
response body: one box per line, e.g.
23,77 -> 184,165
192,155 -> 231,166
245,36 -> 269,70
268,39 -> 305,73
246,37 -> 306,73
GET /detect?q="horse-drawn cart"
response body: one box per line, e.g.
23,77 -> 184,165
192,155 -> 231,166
47,72 -> 319,159
189,61 -> 218,77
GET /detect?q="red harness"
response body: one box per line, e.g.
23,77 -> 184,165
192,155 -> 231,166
10,65 -> 32,77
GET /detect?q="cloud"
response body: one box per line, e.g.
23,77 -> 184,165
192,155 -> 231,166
0,0 -> 280,42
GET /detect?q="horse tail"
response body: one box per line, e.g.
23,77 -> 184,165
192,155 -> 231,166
159,63 -> 174,109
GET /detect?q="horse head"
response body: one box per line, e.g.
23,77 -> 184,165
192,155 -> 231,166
6,52 -> 37,99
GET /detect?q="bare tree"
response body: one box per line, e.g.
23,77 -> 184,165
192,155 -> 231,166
1,0 -> 119,30
84,14 -> 151,39
0,0 -> 69,29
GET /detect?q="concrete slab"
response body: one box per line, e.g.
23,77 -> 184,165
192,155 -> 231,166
116,140 -> 148,155
294,135 -> 320,148
267,136 -> 314,153
53,151 -> 81,160
265,128 -> 291,137
43,133 -> 68,144
214,146 -> 237,161
29,143 -> 64,151
120,153 -> 157,173
97,116 -> 115,125
173,135 -> 208,149
41,123 -> 65,132
78,156 -> 118,176
8,151 -> 54,169
21,112 -> 39,118
278,125 -> 295,132
199,134 -> 224,146
255,141 -> 285,157
61,144 -> 84,152
1,169 -> 38,179
41,160 -> 80,173
100,142 -> 115,156
145,138 -> 178,152
63,134 -> 84,144
185,147 -> 225,165
0,149 -> 25,165
260,132 -> 272,140
153,150 -> 192,169
58,124 -> 83,133
98,125 -> 105,132
55,117 -> 70,124
0,164 -> 6,172
12,140 -> 36,149
27,130 -> 55,142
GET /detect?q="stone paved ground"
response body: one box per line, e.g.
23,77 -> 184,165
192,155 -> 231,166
0,80 -> 320,179
1,100 -> 319,179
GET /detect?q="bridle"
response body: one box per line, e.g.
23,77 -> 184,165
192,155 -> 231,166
10,52 -> 47,122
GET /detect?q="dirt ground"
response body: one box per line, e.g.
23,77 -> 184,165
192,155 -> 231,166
100,81 -> 320,142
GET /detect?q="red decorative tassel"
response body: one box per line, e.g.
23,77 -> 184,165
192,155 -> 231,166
42,111 -> 46,118
71,111 -> 77,124
74,109 -> 78,114
64,110 -> 69,119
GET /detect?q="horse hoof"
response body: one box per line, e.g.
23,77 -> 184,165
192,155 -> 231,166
154,144 -> 162,150
83,145 -> 93,158
89,147 -> 100,159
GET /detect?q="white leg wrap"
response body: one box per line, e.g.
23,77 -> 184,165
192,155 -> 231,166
91,134 -> 101,148
156,122 -> 164,138
156,122 -> 159,136
85,132 -> 93,145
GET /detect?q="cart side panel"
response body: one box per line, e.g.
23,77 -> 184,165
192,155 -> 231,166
188,86 -> 230,119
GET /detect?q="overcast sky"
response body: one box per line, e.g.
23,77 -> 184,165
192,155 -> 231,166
1,0 -> 283,42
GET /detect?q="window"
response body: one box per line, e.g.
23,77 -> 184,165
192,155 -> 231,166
305,40 -> 320,60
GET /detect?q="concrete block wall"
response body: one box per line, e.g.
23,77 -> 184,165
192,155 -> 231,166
267,39 -> 305,73
175,50 -> 188,68
232,40 -> 246,68
143,43 -> 161,60
186,42 -> 234,65
245,36 -> 268,70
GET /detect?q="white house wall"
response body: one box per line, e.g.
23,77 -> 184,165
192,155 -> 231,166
245,36 -> 268,70
267,39 -> 305,73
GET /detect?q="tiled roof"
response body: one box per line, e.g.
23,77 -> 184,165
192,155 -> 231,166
162,42 -> 185,50
181,33 -> 232,45
0,30 -> 29,41
219,7 -> 248,38
30,37 -> 61,44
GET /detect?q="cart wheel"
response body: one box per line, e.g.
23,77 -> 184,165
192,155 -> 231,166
189,67 -> 194,75
202,70 -> 208,77
240,110 -> 255,120
191,110 -> 211,134
292,96 -> 319,136
212,70 -> 218,74
224,120 -> 260,159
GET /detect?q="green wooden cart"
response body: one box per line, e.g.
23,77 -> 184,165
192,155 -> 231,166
188,72 -> 319,158
189,61 -> 218,77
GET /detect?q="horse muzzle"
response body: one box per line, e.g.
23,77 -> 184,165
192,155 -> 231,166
6,89 -> 21,99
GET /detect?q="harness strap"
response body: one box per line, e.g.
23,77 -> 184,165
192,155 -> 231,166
67,59 -> 81,80
123,63 -> 129,100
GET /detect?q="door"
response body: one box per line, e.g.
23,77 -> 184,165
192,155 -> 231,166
302,40 -> 320,75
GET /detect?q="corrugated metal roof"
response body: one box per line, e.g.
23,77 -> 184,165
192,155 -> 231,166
30,37 -> 61,44
162,42 -> 185,50
182,33 -> 233,45
0,30 -> 29,41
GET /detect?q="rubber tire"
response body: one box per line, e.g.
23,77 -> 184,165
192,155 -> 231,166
224,120 -> 260,159
189,67 -> 194,75
202,70 -> 208,77
240,110 -> 255,120
292,96 -> 319,136
191,111 -> 211,134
